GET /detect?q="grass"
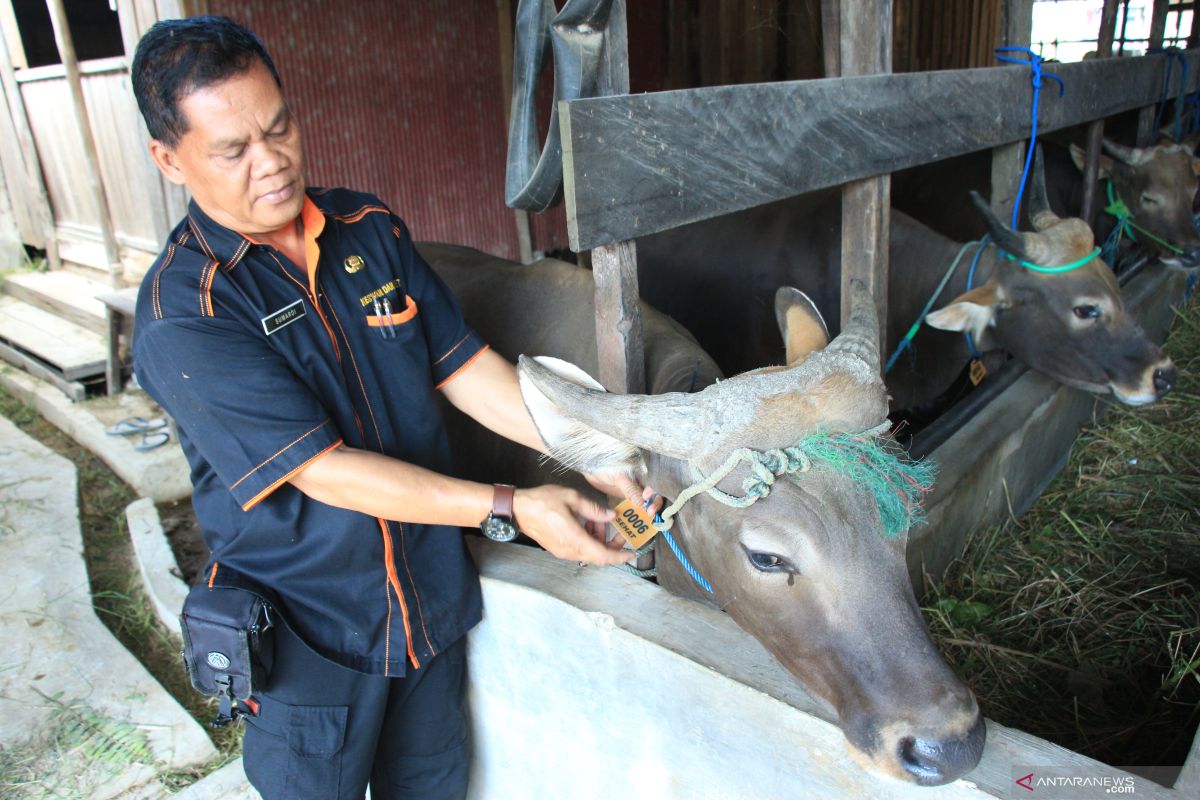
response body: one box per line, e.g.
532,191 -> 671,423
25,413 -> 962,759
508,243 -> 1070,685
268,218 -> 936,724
922,297 -> 1200,769
0,384 -> 242,792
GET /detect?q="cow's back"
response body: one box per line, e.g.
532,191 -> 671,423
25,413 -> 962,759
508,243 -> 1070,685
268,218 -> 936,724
418,242 -> 722,487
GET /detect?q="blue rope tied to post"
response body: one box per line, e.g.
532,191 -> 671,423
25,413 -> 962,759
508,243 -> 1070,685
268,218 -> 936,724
1149,47 -> 1189,141
995,48 -> 1065,229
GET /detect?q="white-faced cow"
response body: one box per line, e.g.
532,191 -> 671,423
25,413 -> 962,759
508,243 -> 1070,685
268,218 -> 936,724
636,150 -> 1176,413
421,243 -> 986,785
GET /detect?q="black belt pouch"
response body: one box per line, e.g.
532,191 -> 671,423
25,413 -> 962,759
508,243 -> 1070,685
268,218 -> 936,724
179,584 -> 275,725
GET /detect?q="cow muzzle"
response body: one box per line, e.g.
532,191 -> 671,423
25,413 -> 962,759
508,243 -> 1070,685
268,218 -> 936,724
1111,357 -> 1176,405
896,714 -> 988,786
846,710 -> 987,786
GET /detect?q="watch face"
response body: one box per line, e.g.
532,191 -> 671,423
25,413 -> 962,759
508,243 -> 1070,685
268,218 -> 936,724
481,514 -> 519,542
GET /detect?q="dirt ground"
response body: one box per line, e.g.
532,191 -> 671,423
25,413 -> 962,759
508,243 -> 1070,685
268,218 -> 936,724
158,499 -> 209,585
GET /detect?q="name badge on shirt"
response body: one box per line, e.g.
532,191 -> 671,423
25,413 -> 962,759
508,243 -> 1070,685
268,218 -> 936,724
261,299 -> 306,336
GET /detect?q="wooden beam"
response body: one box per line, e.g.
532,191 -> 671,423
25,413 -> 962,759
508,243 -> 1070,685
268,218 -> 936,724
583,0 -> 643,396
45,0 -> 125,396
0,28 -> 58,268
1079,0 -> 1120,226
991,0 -> 1032,225
561,48 -> 1200,251
820,0 -> 841,77
1137,0 -> 1171,145
44,0 -> 121,291
495,0 -> 533,264
837,0 -> 891,354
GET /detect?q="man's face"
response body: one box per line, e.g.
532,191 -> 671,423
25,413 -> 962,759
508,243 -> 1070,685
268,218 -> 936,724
149,61 -> 305,236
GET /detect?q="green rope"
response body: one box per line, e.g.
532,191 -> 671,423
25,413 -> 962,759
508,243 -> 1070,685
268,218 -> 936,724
1104,180 -> 1186,256
655,423 -> 936,540
1000,246 -> 1101,274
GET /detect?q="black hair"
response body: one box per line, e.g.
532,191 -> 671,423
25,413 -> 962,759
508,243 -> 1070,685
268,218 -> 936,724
131,15 -> 281,147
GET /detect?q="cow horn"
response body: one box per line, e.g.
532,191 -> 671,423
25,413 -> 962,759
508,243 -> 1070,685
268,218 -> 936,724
1101,138 -> 1139,166
970,190 -> 1028,259
824,279 -> 881,369
1027,144 -> 1060,232
517,355 -> 701,460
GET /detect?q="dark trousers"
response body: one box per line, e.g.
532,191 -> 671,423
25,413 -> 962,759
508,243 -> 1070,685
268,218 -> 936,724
241,623 -> 468,800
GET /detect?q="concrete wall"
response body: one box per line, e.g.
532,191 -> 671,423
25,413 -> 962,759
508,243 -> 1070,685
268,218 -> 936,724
465,541 -> 1190,799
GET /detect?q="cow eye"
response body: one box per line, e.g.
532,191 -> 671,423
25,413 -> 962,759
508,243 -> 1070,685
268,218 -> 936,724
1073,304 -> 1101,320
1140,193 -> 1160,207
745,550 -> 794,573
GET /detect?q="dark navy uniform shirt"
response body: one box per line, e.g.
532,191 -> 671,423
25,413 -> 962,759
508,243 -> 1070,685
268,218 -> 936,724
133,188 -> 487,676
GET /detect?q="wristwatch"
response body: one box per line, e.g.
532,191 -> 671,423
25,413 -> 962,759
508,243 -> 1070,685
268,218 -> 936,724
480,484 -> 519,542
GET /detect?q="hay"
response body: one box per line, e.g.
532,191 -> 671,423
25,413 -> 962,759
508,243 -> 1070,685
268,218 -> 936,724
923,295 -> 1200,769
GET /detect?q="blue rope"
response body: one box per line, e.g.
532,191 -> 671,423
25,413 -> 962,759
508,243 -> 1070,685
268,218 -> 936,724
885,240 -> 984,375
962,234 -> 991,358
1149,48 -> 1189,141
645,495 -> 713,594
995,48 -> 1065,229
657,523 -> 713,593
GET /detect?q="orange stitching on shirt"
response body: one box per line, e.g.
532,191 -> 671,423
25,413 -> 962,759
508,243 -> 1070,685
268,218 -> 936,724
223,238 -> 251,272
334,205 -> 388,224
198,259 -> 218,317
151,243 -> 177,320
391,225 -> 402,239
396,521 -> 436,657
435,344 -> 490,389
239,437 -> 343,512
207,562 -> 219,588
203,259 -> 219,316
433,333 -> 472,366
189,217 -> 216,260
229,419 -> 332,492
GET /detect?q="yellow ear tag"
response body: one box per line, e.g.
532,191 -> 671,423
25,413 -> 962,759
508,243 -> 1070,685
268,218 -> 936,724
611,498 -> 660,553
969,358 -> 988,386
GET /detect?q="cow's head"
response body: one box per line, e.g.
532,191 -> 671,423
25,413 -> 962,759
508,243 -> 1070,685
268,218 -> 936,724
516,283 -> 985,786
1070,138 -> 1200,267
927,150 -> 1175,405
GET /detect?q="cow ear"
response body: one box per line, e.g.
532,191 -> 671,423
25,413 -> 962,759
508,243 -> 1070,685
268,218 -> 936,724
775,287 -> 830,366
1070,143 -> 1113,180
925,283 -> 1005,349
517,356 -> 645,480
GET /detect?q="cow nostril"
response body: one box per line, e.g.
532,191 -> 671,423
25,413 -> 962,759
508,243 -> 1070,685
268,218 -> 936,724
895,715 -> 987,786
1154,367 -> 1176,396
898,736 -> 948,785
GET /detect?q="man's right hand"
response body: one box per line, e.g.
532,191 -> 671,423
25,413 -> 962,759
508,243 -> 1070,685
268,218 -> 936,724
512,486 -> 634,566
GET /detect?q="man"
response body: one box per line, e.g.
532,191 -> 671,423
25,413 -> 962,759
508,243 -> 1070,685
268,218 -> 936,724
130,16 -> 641,799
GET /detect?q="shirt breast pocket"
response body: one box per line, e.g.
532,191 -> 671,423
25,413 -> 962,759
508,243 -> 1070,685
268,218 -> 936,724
364,294 -> 419,342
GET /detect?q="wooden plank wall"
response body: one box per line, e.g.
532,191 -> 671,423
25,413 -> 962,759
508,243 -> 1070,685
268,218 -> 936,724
17,60 -> 162,258
894,0 -> 1002,73
663,0 -> 1001,87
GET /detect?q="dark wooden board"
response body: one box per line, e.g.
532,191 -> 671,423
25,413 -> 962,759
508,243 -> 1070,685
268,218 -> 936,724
561,49 -> 1200,251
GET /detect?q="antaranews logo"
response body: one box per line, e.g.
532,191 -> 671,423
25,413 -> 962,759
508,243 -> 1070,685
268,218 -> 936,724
1011,768 -> 1139,796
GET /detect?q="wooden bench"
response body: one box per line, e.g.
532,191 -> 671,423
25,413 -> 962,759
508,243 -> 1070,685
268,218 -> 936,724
95,287 -> 138,395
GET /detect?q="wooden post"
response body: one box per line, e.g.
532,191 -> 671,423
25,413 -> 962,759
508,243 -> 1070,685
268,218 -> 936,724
45,0 -> 124,396
496,0 -> 534,264
833,0 -> 891,362
1079,0 -> 1120,225
991,0 -> 1032,225
0,29 -> 59,270
1136,0 -> 1170,145
588,0 -> 644,395
820,0 -> 841,77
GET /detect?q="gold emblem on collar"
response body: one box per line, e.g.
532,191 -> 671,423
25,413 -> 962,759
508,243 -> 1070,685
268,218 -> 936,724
344,255 -> 366,274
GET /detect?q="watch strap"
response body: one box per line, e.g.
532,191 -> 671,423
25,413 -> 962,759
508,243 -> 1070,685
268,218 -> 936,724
492,484 -> 515,520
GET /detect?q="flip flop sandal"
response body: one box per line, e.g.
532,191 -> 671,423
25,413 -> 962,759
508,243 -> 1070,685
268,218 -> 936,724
105,416 -> 167,436
133,430 -> 170,452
